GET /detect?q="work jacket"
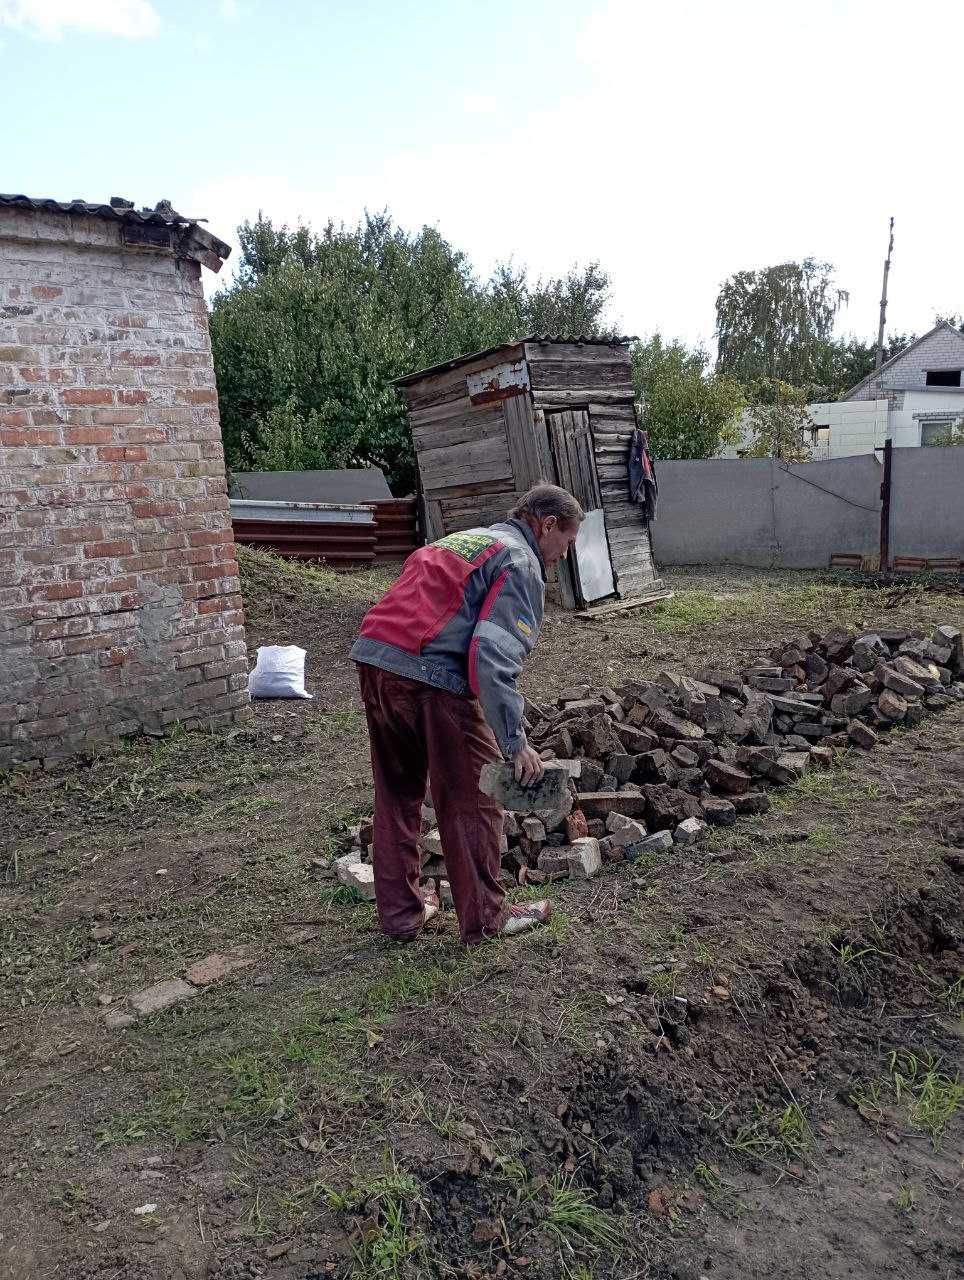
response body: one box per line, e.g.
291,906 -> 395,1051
350,519 -> 545,757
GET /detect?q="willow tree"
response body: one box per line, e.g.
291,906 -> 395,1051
715,259 -> 848,391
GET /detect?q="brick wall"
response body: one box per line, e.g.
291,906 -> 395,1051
0,205 -> 250,766
848,326 -> 964,399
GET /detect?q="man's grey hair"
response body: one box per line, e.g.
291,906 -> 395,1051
509,483 -> 584,528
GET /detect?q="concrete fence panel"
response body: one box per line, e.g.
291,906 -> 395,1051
649,448 -> 961,569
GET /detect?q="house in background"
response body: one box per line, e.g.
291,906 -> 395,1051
808,321 -> 964,458
719,321 -> 964,460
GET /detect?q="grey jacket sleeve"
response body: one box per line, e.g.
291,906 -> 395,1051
468,563 -> 542,757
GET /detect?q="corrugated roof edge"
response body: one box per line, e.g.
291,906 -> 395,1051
392,334 -> 638,387
0,194 -> 231,266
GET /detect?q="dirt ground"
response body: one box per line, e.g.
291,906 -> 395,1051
2,552 -> 962,1280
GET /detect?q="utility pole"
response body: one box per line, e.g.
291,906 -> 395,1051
875,217 -> 895,371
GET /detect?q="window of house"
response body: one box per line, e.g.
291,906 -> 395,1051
924,368 -> 961,387
921,419 -> 955,445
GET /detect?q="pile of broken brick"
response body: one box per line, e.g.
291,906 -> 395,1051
333,623 -> 963,900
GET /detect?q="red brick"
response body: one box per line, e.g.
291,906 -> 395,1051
1,427 -> 59,445
84,539 -> 135,559
183,389 -> 218,405
110,313 -> 150,329
0,409 -> 29,428
131,500 -> 178,519
114,350 -> 161,367
19,366 -> 71,383
40,582 -> 84,602
99,646 -> 136,667
31,285 -> 63,301
53,524 -> 104,546
188,529 -> 233,548
65,426 -> 113,446
63,634 -> 111,657
118,389 -> 149,406
63,388 -> 114,406
97,446 -> 147,463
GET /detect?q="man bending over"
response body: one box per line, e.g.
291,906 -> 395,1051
350,484 -> 583,945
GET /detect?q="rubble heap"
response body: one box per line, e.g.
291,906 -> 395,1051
335,623 -> 963,898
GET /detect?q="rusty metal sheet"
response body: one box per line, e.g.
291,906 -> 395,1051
466,360 -> 530,406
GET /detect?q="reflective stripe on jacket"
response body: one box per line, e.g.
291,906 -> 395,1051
350,519 -> 545,757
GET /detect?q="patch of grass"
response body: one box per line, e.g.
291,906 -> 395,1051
805,824 -> 837,852
542,1172 -> 623,1256
647,970 -> 679,998
888,1050 -> 963,1148
693,1160 -> 723,1192
218,1049 -> 293,1126
324,1161 -> 428,1280
96,1080 -> 208,1147
725,1102 -> 813,1166
849,1079 -> 886,1125
692,940 -> 714,971
895,1183 -> 917,1212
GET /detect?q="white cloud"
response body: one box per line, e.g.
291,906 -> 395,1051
0,0 -> 160,39
219,0 -> 239,18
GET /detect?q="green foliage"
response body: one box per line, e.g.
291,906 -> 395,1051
741,379 -> 814,461
211,211 -> 611,492
632,333 -> 745,458
716,258 -> 848,389
810,331 -> 915,400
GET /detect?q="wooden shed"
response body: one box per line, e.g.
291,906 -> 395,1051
394,336 -> 662,609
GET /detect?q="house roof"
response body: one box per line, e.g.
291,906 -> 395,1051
843,321 -> 964,399
0,193 -> 231,271
392,335 -> 637,387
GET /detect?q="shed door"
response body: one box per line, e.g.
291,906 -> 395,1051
544,409 -> 614,604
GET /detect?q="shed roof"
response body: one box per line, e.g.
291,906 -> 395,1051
0,193 -> 231,270
392,334 -> 637,387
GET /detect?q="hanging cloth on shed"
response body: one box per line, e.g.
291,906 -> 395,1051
628,427 -> 658,522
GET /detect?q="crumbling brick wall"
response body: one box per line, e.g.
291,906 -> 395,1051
0,201 -> 250,766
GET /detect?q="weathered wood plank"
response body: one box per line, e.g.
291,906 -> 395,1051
589,402 -> 637,420
404,345 -> 526,410
423,477 -> 514,502
412,406 -> 509,451
440,490 -> 519,531
423,498 -> 444,542
525,342 -> 633,364
503,395 -> 546,490
532,409 -> 555,484
529,360 -> 633,392
409,395 -> 474,428
418,434 -> 512,491
532,388 -> 635,407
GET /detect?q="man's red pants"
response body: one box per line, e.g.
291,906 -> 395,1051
357,664 -> 507,945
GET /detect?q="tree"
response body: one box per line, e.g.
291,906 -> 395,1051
210,212 -> 612,493
809,331 -> 915,400
632,334 -> 745,459
740,380 -> 814,461
715,259 -> 848,389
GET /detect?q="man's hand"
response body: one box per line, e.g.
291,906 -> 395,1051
512,744 -> 545,786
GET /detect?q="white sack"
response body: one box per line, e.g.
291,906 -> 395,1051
247,644 -> 313,699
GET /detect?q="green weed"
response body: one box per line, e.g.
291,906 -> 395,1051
895,1184 -> 917,1211
888,1050 -> 963,1147
692,940 -> 714,970
325,1161 -> 427,1280
725,1102 -> 812,1165
543,1172 -> 623,1255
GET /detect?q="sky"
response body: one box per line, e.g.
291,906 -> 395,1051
2,0 -> 962,353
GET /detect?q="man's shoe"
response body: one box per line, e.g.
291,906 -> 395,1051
500,900 -> 552,937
